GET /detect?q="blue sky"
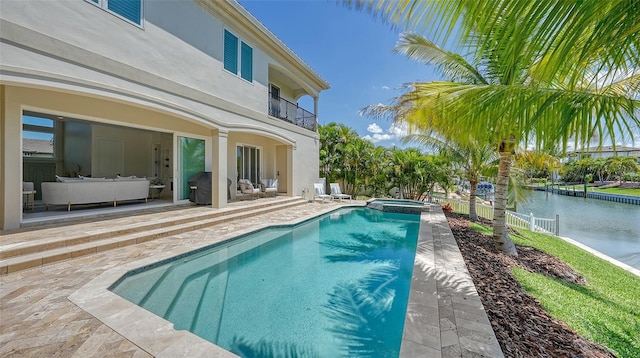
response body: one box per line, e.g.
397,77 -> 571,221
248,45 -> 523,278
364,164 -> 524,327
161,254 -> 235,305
240,0 -> 439,147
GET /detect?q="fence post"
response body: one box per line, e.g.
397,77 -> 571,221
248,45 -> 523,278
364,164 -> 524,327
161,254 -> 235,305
555,214 -> 559,236
529,212 -> 535,231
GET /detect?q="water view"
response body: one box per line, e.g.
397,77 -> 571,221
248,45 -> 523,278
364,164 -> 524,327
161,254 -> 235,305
517,190 -> 640,270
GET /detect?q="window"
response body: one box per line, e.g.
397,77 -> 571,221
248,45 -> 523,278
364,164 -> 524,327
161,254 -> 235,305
237,145 -> 261,189
224,30 -> 253,82
89,0 -> 142,26
224,30 -> 238,74
22,115 -> 55,158
240,42 -> 253,82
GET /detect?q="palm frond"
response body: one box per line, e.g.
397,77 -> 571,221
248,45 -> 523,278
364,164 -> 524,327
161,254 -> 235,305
395,33 -> 488,84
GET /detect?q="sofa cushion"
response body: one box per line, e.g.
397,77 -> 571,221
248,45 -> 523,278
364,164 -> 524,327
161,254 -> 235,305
56,175 -> 82,183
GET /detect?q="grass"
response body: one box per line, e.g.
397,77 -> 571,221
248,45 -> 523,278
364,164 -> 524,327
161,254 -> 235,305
591,187 -> 640,197
469,223 -> 640,357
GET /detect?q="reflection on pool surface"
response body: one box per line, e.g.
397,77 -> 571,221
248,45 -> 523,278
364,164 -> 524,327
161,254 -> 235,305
110,207 -> 420,357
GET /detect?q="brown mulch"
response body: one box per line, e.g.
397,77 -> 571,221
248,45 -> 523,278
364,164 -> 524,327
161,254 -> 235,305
445,212 -> 614,358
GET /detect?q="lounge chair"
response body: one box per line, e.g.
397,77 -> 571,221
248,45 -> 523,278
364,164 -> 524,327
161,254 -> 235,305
330,183 -> 351,202
260,178 -> 278,197
239,179 -> 263,200
313,183 -> 333,203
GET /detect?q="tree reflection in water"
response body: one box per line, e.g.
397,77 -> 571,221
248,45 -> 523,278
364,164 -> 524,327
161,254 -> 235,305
322,229 -> 416,357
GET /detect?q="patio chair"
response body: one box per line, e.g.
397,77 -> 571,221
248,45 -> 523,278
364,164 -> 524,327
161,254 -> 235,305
260,178 -> 278,197
313,183 -> 333,203
330,183 -> 351,202
239,179 -> 263,200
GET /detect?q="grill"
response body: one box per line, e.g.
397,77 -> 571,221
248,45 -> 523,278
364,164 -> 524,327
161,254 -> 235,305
188,172 -> 232,204
188,172 -> 212,205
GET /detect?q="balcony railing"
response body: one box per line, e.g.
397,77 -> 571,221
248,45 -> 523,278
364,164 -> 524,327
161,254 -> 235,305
268,93 -> 317,131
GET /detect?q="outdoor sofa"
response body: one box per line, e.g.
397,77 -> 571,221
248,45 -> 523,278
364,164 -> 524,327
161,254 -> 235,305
41,176 -> 149,211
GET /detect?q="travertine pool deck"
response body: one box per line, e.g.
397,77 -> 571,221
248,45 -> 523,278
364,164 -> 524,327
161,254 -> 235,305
0,199 -> 503,357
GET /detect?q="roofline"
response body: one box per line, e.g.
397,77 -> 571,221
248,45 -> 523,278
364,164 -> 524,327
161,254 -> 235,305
196,0 -> 330,93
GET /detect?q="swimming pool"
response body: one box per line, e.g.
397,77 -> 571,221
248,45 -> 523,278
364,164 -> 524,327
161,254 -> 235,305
110,207 -> 420,357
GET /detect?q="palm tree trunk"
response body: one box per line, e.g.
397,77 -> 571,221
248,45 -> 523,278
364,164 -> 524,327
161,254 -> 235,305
493,151 -> 518,256
469,180 -> 478,221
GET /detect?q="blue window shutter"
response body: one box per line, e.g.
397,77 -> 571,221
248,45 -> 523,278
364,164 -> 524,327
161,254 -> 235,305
224,30 -> 238,74
107,0 -> 141,24
241,42 -> 252,82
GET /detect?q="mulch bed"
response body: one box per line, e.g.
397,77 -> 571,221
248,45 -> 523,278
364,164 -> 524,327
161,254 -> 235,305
445,212 -> 615,358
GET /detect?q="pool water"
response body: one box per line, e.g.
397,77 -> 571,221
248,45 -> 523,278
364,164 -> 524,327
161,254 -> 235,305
110,207 -> 420,357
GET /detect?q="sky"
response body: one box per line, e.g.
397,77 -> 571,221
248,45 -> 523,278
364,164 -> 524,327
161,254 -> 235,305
240,0 -> 640,150
239,0 -> 440,148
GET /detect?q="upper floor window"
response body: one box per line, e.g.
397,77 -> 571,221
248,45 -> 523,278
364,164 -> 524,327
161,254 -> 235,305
89,0 -> 142,26
224,30 -> 253,82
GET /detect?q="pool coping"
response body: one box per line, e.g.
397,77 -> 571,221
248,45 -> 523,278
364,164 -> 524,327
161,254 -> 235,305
69,205 -> 504,357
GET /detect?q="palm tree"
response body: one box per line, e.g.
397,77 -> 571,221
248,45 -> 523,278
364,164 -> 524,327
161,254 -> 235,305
319,123 -> 361,191
405,134 -> 497,221
363,27 -> 639,255
605,156 -> 640,182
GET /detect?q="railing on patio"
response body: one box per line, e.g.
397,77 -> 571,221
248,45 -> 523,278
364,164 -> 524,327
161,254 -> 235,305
268,92 -> 317,131
430,196 -> 559,236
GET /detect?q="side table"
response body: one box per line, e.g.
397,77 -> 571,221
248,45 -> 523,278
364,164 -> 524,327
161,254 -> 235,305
148,185 -> 166,199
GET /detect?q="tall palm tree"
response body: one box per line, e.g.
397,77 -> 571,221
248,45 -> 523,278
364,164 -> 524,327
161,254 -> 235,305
364,29 -> 639,255
405,134 -> 497,221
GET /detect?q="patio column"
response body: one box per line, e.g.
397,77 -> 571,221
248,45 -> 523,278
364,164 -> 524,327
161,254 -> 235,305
1,86 -> 23,230
286,145 -> 293,197
313,96 -> 318,121
211,128 -> 228,209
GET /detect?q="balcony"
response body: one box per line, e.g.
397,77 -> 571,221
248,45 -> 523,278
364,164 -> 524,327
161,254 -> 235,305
268,93 -> 317,131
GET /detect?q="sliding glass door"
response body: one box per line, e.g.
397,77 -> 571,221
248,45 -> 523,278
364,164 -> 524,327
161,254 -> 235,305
178,136 -> 205,201
236,145 -> 261,188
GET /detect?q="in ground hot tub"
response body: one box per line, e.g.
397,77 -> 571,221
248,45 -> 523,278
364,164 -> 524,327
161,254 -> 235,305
366,198 -> 431,214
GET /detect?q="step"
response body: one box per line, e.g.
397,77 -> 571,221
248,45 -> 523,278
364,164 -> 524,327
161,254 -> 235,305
0,199 -> 307,275
0,197 -> 303,260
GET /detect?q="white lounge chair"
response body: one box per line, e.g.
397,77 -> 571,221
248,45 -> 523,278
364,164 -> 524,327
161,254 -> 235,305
330,183 -> 351,202
313,183 -> 333,203
260,178 -> 278,197
239,179 -> 263,200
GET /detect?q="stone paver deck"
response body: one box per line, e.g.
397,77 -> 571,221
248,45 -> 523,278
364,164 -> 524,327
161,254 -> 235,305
1,200 -> 503,357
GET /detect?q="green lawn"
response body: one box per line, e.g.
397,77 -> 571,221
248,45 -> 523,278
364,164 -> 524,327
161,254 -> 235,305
591,187 -> 640,197
470,223 -> 640,357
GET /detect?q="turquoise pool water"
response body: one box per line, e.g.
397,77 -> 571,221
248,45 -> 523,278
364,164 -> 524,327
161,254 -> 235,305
110,207 -> 421,357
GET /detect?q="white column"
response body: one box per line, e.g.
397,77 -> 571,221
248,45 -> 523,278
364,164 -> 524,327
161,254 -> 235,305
286,145 -> 293,197
211,129 -> 228,209
313,96 -> 319,127
1,86 -> 23,229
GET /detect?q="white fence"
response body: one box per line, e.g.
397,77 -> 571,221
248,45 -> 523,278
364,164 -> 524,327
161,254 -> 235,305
430,196 -> 558,236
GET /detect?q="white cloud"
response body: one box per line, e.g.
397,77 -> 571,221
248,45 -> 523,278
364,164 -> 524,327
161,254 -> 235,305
388,122 -> 409,137
367,123 -> 384,134
363,122 -> 409,144
381,85 -> 390,90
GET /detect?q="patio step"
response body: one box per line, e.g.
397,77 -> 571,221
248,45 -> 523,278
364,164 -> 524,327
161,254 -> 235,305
0,197 -> 302,259
0,198 -> 308,274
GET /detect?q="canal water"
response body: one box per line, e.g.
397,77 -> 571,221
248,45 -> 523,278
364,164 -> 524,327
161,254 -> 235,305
517,190 -> 640,270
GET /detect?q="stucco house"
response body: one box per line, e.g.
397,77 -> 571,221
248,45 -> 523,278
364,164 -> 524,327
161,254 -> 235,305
566,146 -> 640,162
0,0 -> 329,230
